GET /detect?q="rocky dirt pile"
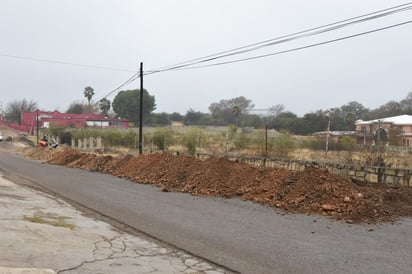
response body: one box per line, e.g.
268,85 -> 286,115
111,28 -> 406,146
22,147 -> 412,223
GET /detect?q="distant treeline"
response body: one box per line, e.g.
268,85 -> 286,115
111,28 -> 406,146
146,93 -> 412,135
4,90 -> 411,136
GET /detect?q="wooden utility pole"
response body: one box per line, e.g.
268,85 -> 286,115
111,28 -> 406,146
36,109 -> 39,145
377,119 -> 381,159
265,125 -> 268,158
139,62 -> 143,154
325,120 -> 330,158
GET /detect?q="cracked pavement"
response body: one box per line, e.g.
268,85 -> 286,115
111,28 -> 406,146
0,173 -> 229,274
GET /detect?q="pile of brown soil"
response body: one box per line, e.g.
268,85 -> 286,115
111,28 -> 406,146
23,148 -> 412,223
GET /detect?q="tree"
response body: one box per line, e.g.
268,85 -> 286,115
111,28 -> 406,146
147,112 -> 171,126
112,89 -> 156,125
268,104 -> 285,117
209,96 -> 254,125
66,101 -> 85,114
170,112 -> 184,121
83,86 -> 95,112
183,109 -> 204,125
243,114 -> 263,128
297,111 -> 329,135
368,100 -> 403,119
98,98 -> 111,116
5,99 -> 38,124
265,111 -> 298,131
340,101 -> 369,119
344,112 -> 356,129
66,101 -> 99,114
400,92 -> 412,114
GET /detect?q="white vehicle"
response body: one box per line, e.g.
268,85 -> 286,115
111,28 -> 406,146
0,132 -> 3,141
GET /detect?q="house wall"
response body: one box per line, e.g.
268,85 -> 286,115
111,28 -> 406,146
356,121 -> 412,147
20,111 -> 129,131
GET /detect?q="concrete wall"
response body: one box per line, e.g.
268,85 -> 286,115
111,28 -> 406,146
72,137 -> 104,153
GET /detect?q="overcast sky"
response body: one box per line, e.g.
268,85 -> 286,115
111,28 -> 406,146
1,0 -> 411,116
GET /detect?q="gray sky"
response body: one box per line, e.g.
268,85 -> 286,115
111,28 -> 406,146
1,0 -> 412,116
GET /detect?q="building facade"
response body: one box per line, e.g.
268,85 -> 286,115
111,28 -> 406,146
355,115 -> 412,147
20,111 -> 130,134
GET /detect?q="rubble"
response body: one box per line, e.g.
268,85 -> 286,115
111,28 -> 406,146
21,147 -> 412,223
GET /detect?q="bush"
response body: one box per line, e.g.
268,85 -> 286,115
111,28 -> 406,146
184,129 -> 198,155
234,131 -> 250,150
152,128 -> 173,151
340,136 -> 356,151
271,131 -> 295,158
60,132 -> 72,145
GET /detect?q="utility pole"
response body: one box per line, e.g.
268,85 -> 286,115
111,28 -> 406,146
376,119 -> 383,183
265,125 -> 268,158
139,62 -> 143,155
36,109 -> 39,145
377,119 -> 381,159
325,120 -> 330,158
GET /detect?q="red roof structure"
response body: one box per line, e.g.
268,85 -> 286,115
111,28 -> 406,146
20,110 -> 130,134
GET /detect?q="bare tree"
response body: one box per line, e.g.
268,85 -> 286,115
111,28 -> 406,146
269,104 -> 285,117
400,92 -> 412,114
5,99 -> 38,124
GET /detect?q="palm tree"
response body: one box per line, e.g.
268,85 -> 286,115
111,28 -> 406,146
83,86 -> 95,113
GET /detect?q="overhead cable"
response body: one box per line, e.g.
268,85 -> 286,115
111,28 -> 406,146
103,2 -> 412,100
148,2 -> 412,73
95,72 -> 140,102
0,53 -> 136,72
158,19 -> 412,72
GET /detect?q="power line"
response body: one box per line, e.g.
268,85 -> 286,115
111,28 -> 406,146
0,52 -> 141,103
101,3 -> 412,101
155,19 -> 412,72
95,72 -> 140,102
147,2 -> 412,74
0,52 -> 136,72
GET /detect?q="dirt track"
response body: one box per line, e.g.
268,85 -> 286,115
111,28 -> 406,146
20,146 -> 412,224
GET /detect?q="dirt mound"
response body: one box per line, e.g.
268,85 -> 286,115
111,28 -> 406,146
21,147 -> 412,223
271,168 -> 394,223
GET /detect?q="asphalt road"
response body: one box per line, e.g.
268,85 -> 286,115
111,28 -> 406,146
1,152 -> 412,274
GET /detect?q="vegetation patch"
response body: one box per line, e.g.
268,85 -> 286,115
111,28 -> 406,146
24,214 -> 75,230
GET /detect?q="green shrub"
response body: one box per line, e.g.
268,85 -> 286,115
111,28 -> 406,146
153,128 -> 173,151
340,136 -> 356,151
234,131 -> 250,150
272,131 -> 295,158
185,129 -> 198,155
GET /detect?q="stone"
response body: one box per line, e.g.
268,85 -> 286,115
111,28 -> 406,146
321,204 -> 335,211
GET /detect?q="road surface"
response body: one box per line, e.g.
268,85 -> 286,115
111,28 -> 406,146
1,151 -> 412,274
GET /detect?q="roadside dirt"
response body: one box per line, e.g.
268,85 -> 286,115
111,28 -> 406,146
19,146 -> 412,224
0,125 -> 30,153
